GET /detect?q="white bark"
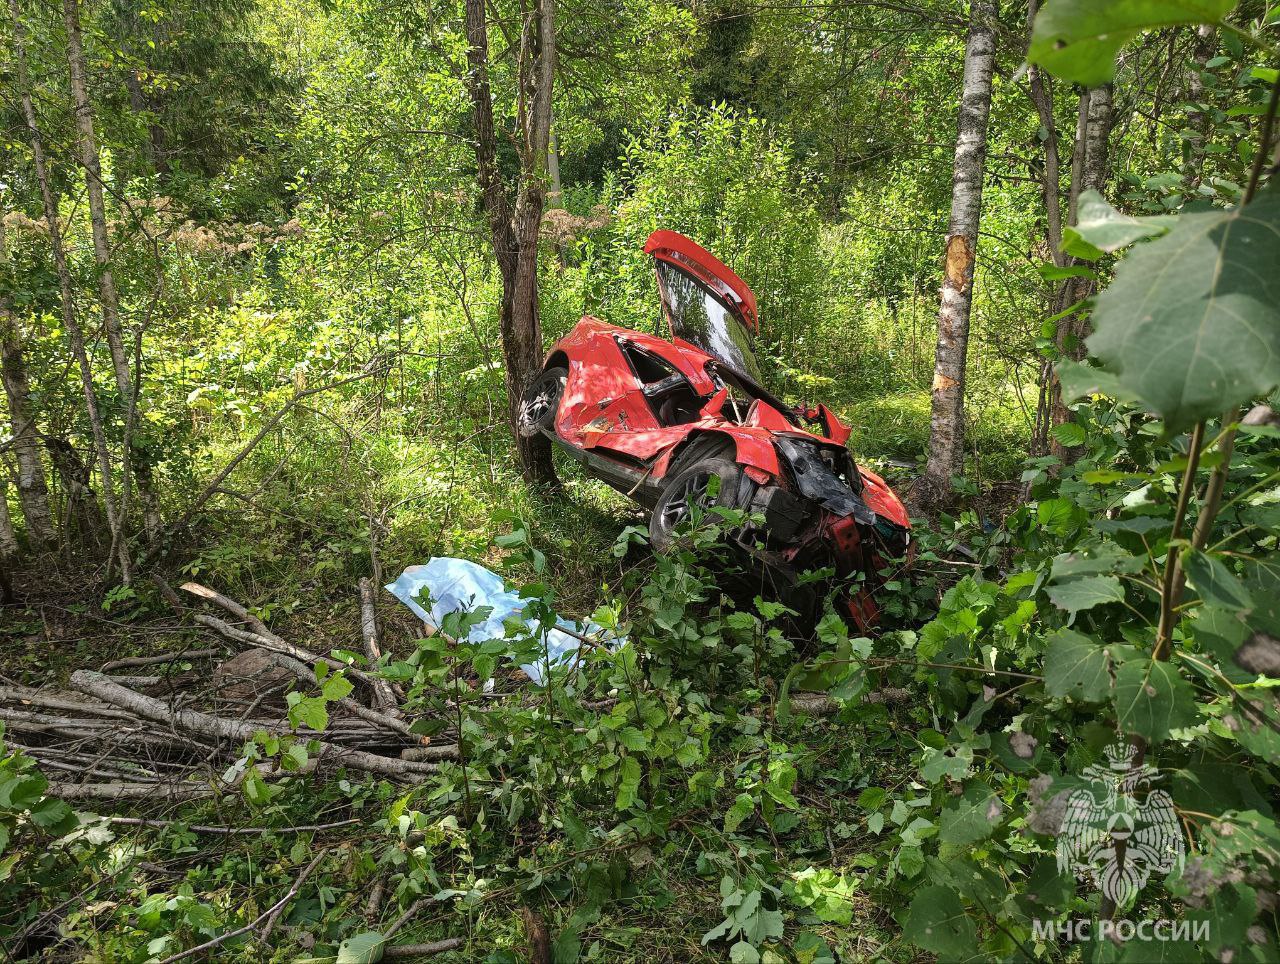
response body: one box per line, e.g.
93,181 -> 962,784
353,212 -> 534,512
920,0 -> 997,505
0,477 -> 19,558
0,220 -> 56,548
7,0 -> 127,574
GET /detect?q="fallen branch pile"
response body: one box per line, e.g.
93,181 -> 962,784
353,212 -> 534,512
0,580 -> 458,800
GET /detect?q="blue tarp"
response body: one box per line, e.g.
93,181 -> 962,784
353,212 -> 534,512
385,557 -> 619,685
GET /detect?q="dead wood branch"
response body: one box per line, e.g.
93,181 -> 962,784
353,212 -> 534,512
264,651 -> 419,741
1,686 -> 137,720
359,577 -> 400,714
48,781 -> 216,801
180,581 -> 279,640
384,938 -> 465,958
71,671 -> 440,780
101,674 -> 161,687
190,611 -> 375,687
398,744 -> 462,762
101,648 -> 222,671
106,816 -> 361,835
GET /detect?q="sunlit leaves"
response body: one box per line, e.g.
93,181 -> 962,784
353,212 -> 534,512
1029,0 -> 1238,86
1088,184 -> 1280,432
336,931 -> 386,963
702,879 -> 784,956
784,867 -> 857,925
615,756 -> 642,810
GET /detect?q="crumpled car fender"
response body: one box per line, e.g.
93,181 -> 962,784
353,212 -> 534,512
651,427 -> 782,481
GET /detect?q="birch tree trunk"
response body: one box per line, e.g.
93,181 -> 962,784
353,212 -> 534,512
0,477 -> 19,560
0,220 -> 57,549
62,0 -> 133,413
463,0 -> 557,486
1046,84 -> 1115,461
8,0 -> 128,576
63,0 -> 161,544
918,0 -> 996,508
1186,26 -> 1216,187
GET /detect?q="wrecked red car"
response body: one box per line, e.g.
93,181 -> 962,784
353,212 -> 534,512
519,229 -> 911,628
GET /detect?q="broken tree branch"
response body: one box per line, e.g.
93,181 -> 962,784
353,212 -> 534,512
189,611 -> 376,687
180,581 -> 279,640
106,816 -> 361,835
47,781 -> 216,801
384,938 -> 465,958
101,648 -> 222,672
359,577 -> 400,714
264,651 -> 419,741
70,671 -> 441,780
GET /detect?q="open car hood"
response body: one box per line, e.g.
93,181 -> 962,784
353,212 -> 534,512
644,230 -> 764,384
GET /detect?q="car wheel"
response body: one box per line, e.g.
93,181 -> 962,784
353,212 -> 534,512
518,366 -> 567,438
649,454 -> 749,552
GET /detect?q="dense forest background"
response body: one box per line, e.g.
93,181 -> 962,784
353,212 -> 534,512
2,0 -> 1279,960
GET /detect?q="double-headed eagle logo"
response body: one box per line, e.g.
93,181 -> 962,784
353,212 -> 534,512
1056,741 -> 1185,906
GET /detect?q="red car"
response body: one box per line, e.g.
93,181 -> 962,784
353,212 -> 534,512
519,230 -> 911,628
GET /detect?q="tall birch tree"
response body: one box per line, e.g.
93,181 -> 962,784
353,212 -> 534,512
918,0 -> 997,507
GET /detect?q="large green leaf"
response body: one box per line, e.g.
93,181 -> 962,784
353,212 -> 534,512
1088,184 -> 1280,433
1044,629 -> 1111,702
1029,0 -> 1237,86
1047,575 -> 1125,614
1061,190 -> 1174,260
902,885 -> 976,959
336,931 -> 385,964
1183,550 -> 1255,611
939,784 -> 1002,846
1113,658 -> 1199,742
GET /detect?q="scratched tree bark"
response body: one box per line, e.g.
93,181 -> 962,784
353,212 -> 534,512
918,0 -> 997,508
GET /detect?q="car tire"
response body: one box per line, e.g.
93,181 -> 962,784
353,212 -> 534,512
518,367 -> 567,438
649,452 -> 751,552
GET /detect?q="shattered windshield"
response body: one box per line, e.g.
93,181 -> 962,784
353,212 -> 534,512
656,261 -> 764,384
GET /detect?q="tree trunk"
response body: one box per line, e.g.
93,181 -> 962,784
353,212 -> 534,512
1046,84 -> 1115,462
462,0 -> 557,486
8,0 -> 127,574
1026,0 -> 1065,458
63,0 -> 160,547
1186,26 -> 1216,187
0,477 -> 19,560
918,0 -> 996,508
125,67 -> 169,177
1025,1 -> 1063,268
0,221 -> 57,549
62,0 -> 133,419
